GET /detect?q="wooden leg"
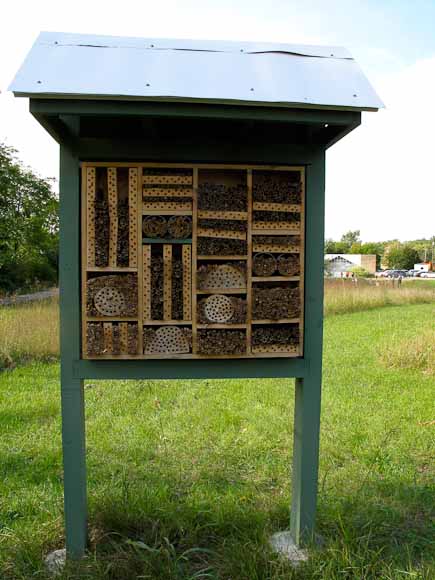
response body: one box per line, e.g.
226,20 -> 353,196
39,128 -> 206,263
60,373 -> 87,558
290,375 -> 321,546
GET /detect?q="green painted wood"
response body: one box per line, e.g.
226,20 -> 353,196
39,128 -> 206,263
30,98 -> 361,125
74,358 -> 307,380
59,142 -> 87,558
290,150 -> 325,546
142,238 -> 192,244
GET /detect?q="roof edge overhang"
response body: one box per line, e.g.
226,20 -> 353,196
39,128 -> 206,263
29,97 -> 361,150
18,93 -> 379,113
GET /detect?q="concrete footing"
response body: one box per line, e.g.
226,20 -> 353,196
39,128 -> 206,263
270,531 -> 309,566
45,549 -> 66,577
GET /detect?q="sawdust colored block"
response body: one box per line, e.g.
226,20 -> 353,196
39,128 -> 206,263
86,274 -> 138,317
252,285 -> 300,320
197,329 -> 246,355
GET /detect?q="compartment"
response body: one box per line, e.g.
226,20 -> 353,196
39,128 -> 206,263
86,273 -> 138,317
197,294 -> 247,324
198,169 -> 247,211
143,244 -> 191,321
197,329 -> 246,355
143,325 -> 192,354
253,235 -> 300,253
197,237 -> 247,256
86,322 -> 138,356
252,324 -> 299,354
86,166 -> 138,268
252,170 -> 302,204
197,261 -> 246,290
142,215 -> 192,239
252,253 -> 300,277
252,282 -> 300,320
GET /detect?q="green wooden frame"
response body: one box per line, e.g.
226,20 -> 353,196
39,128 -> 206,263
39,98 -> 358,559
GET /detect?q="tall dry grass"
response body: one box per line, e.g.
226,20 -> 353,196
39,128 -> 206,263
0,280 -> 434,367
324,279 -> 435,316
0,298 -> 59,368
379,328 -> 435,375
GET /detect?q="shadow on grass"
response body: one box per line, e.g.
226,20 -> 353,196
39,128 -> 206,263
53,469 -> 435,579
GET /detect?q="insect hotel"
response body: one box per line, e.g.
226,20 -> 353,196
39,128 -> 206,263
10,32 -> 382,558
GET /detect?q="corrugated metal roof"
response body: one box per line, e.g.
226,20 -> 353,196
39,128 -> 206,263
9,31 -> 384,111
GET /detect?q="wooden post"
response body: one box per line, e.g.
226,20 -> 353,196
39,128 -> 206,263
290,151 -> 325,545
59,140 -> 87,558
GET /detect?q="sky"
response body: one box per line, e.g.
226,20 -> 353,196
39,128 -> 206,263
1,0 -> 434,243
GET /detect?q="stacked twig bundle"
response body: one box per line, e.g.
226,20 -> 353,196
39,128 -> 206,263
252,286 -> 300,319
197,329 -> 246,355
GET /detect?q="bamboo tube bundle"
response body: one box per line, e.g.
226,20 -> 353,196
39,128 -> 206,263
197,329 -> 246,355
253,253 -> 277,277
252,286 -> 300,319
277,254 -> 300,276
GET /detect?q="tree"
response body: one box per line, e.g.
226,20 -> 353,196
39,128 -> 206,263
341,230 -> 361,248
324,239 -> 350,254
384,244 -> 420,270
0,142 -> 59,292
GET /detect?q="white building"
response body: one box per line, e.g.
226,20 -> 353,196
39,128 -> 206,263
325,254 -> 377,277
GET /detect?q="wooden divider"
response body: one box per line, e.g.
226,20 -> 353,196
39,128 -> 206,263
120,323 -> 128,354
163,245 -> 172,321
182,245 -> 192,321
128,168 -> 138,267
107,168 -> 118,267
103,322 -> 113,354
86,167 -> 96,268
143,245 -> 151,320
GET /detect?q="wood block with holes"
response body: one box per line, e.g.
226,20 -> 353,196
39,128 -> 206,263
163,245 -> 172,321
128,168 -> 138,267
107,168 -> 118,267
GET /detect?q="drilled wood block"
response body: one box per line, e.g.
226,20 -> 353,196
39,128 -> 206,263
182,245 -> 192,320
86,274 -> 138,317
198,210 -> 248,220
142,187 -> 193,197
128,168 -> 138,267
143,245 -> 151,320
142,200 -> 192,211
143,175 -> 192,185
103,322 -> 113,354
163,245 -> 172,321
253,202 -> 301,212
86,167 -> 96,267
143,326 -> 192,354
197,228 -> 246,241
197,263 -> 246,290
120,322 -> 129,354
253,221 -> 300,231
107,168 -> 118,268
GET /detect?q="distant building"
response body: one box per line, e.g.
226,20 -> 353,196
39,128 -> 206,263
414,262 -> 431,272
325,254 -> 377,277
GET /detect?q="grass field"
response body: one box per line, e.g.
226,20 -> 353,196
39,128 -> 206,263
0,301 -> 434,579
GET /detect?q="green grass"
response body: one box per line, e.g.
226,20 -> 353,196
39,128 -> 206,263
1,303 -> 434,578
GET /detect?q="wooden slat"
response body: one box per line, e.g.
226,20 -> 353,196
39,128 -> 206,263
128,168 -> 138,267
182,245 -> 192,321
252,224 -> 300,233
246,169 -> 253,354
142,174 -> 192,185
142,187 -> 193,197
163,245 -> 172,321
252,276 -> 300,282
142,209 -> 192,216
299,169 -> 305,357
253,244 -> 300,253
86,167 -> 96,268
119,322 -> 128,354
83,162 -> 305,171
143,245 -> 151,320
253,202 -> 301,212
103,323 -> 113,354
197,255 -> 248,260
197,228 -> 246,241
192,169 -> 198,354
143,320 -> 192,325
198,210 -> 248,220
142,200 -> 192,211
196,288 -> 246,295
107,167 -> 118,267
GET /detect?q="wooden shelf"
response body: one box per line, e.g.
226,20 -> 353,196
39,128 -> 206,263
142,238 -> 192,244
143,320 -> 192,325
198,210 -> 248,220
86,316 -> 138,322
142,209 -> 192,216
252,318 -> 300,324
252,276 -> 300,282
252,228 -> 300,236
197,323 -> 247,329
197,255 -> 247,260
86,267 -> 138,272
196,288 -> 246,294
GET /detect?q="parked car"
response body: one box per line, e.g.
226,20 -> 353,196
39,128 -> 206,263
420,272 -> 435,278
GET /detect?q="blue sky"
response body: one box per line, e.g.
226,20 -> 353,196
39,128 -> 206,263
1,0 -> 434,241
